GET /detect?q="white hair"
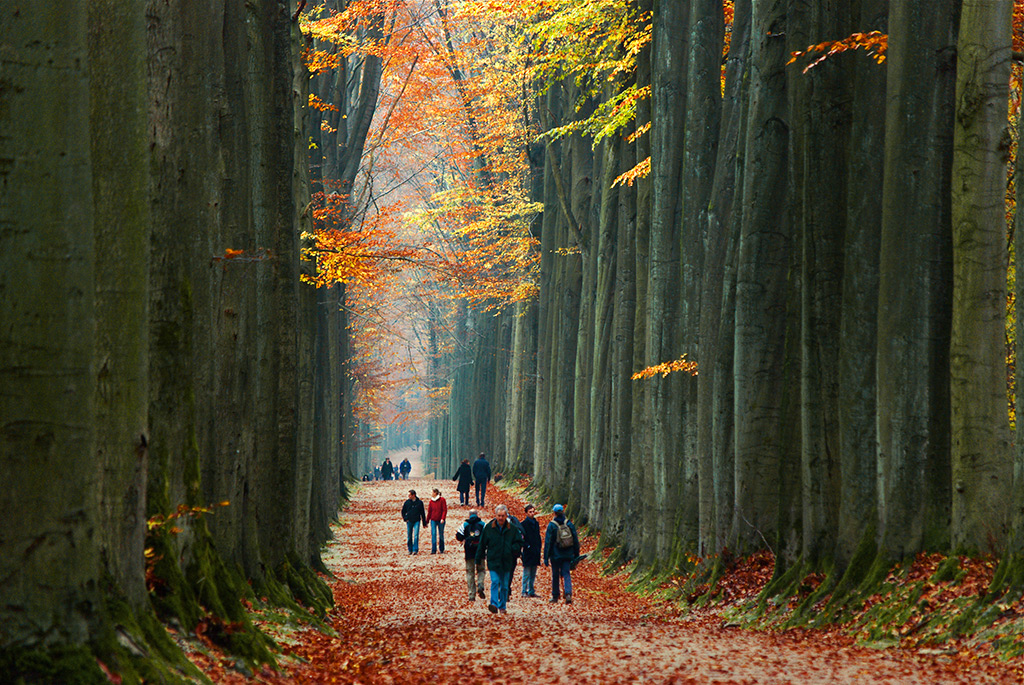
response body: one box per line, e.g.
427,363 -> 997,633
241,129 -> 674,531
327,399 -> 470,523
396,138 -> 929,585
495,504 -> 508,514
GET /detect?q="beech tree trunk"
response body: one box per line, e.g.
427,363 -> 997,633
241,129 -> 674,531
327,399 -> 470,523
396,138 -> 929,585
949,0 -> 1012,555
876,0 -> 958,560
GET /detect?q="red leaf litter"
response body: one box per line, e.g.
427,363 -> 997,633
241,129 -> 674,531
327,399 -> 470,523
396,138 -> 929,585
196,450 -> 1024,684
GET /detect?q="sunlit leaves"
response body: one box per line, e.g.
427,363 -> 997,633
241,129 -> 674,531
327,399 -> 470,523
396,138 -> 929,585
631,354 -> 698,380
788,30 -> 888,73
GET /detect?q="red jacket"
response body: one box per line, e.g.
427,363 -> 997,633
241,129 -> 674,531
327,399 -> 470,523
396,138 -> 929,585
427,496 -> 447,522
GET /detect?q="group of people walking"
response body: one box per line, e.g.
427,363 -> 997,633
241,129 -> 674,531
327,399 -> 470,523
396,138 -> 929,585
389,450 -> 582,614
438,498 -> 582,614
401,488 -> 448,554
451,452 -> 492,506
377,456 -> 413,481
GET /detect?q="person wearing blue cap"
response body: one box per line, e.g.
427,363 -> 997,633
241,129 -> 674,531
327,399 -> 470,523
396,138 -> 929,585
543,503 -> 580,604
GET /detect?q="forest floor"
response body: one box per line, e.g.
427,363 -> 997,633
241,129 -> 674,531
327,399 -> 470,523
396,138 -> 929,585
191,448 -> 1024,684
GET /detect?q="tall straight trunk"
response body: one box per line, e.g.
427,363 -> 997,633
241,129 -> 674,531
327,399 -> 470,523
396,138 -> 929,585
0,3 -> 101,646
646,0 -> 690,561
89,0 -> 151,606
533,88 -> 563,486
626,0 -> 654,562
703,0 -> 752,556
686,0 -> 725,555
609,127 -> 638,541
876,0 -> 958,560
796,0 -> 851,564
950,0 -> 1013,555
588,134 -> 622,529
836,0 -> 887,569
731,0 -> 791,556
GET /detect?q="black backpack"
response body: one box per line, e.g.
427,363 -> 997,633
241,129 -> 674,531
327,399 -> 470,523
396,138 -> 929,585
464,519 -> 483,553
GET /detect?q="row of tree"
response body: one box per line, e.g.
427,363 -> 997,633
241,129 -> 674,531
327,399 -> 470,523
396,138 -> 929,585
431,0 -> 1024,597
0,1 -> 349,678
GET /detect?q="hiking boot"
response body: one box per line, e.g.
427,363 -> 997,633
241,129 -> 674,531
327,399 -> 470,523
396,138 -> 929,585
565,595 -> 572,605
499,608 -> 507,615
549,598 -> 559,603
478,588 -> 485,599
488,604 -> 498,614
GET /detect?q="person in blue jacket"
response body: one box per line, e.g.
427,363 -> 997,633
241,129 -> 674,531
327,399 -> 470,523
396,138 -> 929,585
543,503 -> 580,604
472,452 -> 491,507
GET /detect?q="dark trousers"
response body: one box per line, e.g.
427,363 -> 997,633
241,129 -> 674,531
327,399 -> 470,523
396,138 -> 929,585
458,489 -> 469,505
551,558 -> 572,600
475,480 -> 487,506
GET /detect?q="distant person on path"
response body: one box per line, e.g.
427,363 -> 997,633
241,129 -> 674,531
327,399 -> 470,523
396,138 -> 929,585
373,464 -> 381,480
399,456 -> 412,480
472,452 -> 491,507
544,503 -> 580,604
520,504 -> 541,597
455,509 -> 486,601
452,458 -> 473,505
401,489 -> 428,554
427,488 -> 448,554
476,504 -> 522,615
382,457 -> 394,481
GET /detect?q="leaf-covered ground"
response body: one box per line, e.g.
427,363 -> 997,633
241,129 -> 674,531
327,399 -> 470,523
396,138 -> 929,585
194,450 -> 1024,684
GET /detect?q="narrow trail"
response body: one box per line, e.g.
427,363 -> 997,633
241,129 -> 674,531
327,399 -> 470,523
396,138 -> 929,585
208,452 -> 1022,683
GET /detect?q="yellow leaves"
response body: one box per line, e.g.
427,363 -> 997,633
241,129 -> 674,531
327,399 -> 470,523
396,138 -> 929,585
788,30 -> 888,74
631,354 -> 699,381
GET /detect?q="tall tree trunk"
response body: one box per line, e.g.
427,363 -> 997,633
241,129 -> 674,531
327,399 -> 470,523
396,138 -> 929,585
731,0 -> 791,556
950,0 -> 1013,555
876,0 -> 958,560
703,0 -> 752,556
646,0 -> 690,561
90,0 -> 151,608
836,0 -> 887,570
796,0 -> 851,565
686,0 -> 725,556
0,3 -> 101,647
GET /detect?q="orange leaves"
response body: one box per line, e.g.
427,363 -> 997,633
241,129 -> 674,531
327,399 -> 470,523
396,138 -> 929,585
631,354 -> 698,380
788,30 -> 888,73
612,155 -> 650,188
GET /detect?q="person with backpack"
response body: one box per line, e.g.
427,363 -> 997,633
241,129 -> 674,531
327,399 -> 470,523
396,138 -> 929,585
519,504 -> 542,597
452,458 -> 473,506
455,509 -> 486,601
399,457 -> 412,480
401,489 -> 428,554
543,503 -> 580,604
475,504 -> 522,614
472,452 -> 491,507
427,487 -> 447,554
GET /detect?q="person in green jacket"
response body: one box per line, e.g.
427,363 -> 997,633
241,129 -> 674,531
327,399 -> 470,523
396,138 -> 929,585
475,503 -> 522,614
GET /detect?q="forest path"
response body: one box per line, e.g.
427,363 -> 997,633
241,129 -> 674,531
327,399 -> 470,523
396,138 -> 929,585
220,478 -> 1020,684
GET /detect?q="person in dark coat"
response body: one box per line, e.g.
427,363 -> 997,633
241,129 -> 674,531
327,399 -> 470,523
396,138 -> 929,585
475,504 -> 522,614
519,504 -> 542,597
455,509 -> 486,601
472,452 -> 491,507
399,457 -> 412,480
543,503 -> 580,604
401,489 -> 428,554
452,458 -> 473,505
381,457 -> 394,481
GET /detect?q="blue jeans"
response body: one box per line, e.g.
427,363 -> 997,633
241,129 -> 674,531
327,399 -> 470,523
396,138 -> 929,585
551,559 -> 572,600
475,480 -> 487,506
430,520 -> 445,553
489,570 -> 512,610
406,520 -> 421,553
458,489 -> 469,505
521,565 -> 537,596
